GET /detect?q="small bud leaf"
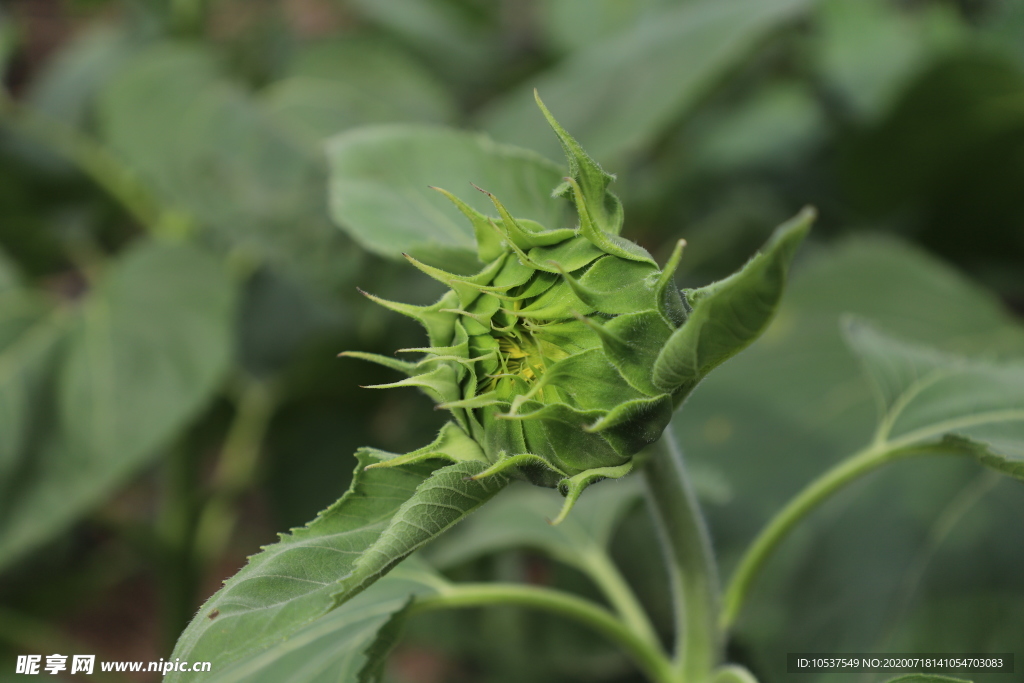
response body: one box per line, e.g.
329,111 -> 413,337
534,90 -> 624,235
565,178 -> 656,265
551,461 -> 633,526
652,207 -> 814,395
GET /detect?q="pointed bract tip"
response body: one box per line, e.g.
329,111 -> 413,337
549,500 -> 573,526
533,88 -> 549,112
470,182 -> 492,196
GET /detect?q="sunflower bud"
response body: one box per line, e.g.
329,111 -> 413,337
345,93 -> 813,522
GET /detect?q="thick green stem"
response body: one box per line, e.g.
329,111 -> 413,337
412,582 -> 675,683
642,431 -> 720,682
720,443 -> 934,631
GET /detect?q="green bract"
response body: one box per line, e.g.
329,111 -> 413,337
346,94 -> 814,522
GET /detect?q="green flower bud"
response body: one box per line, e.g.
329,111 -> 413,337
345,93 -> 813,522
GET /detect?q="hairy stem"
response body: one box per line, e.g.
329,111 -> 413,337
412,582 -> 675,683
720,442 -> 947,631
643,431 -> 720,682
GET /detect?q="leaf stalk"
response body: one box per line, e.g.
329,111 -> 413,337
411,582 -> 676,683
719,441 -> 961,632
576,546 -> 661,652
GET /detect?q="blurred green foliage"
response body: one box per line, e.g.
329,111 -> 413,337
0,0 -> 1022,681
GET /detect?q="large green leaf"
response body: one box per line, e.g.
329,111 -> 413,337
60,242 -> 235,463
26,25 -> 139,128
812,0 -> 965,121
195,559 -> 444,683
538,0 -> 665,54
96,43 -> 360,292
686,82 -> 825,173
480,0 -> 811,163
673,236 -> 1024,682
96,42 -> 223,191
0,242 -> 234,571
348,0 -> 496,80
844,320 -> 1024,477
167,450 -> 507,681
327,125 -> 565,262
264,37 -> 455,146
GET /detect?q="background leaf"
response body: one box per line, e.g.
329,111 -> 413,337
538,0 -> 665,55
844,320 -> 1024,477
264,37 -> 455,146
348,0 -> 497,82
0,241 -> 234,570
96,42 -> 360,293
60,242 -> 234,463
25,25 -> 139,129
812,0 -> 965,122
96,42 -> 222,192
327,125 -> 565,263
480,0 -> 811,164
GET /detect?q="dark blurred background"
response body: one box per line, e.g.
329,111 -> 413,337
1,0 -> 1022,681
